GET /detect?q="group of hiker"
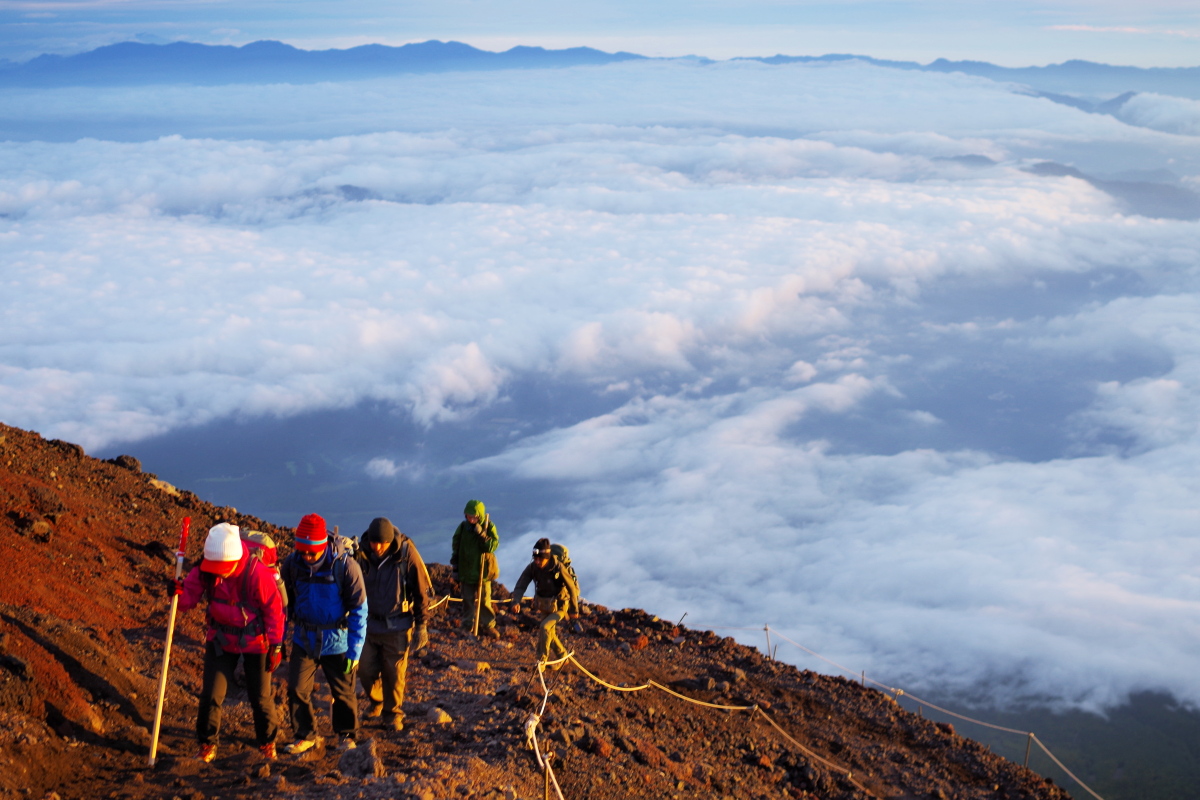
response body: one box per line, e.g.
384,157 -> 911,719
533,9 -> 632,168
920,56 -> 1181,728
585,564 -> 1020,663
170,500 -> 580,764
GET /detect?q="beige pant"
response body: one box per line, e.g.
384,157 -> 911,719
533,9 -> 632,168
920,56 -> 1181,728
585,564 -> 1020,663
358,629 -> 411,718
533,596 -> 568,662
462,581 -> 495,631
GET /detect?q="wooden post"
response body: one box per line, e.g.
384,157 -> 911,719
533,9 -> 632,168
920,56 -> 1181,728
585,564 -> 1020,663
764,625 -> 772,661
1024,733 -> 1034,768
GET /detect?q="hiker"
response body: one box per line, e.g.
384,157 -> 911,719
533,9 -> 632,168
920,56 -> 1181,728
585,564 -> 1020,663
352,517 -> 431,731
174,522 -> 286,763
510,538 -> 580,666
279,513 -> 368,753
450,499 -> 500,638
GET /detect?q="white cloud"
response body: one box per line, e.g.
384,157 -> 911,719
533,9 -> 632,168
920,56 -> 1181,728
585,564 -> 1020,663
365,457 -> 399,478
2,59 -> 1200,711
1115,92 -> 1200,136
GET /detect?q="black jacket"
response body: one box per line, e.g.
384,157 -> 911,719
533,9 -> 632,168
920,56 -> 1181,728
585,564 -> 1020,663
352,533 -> 431,634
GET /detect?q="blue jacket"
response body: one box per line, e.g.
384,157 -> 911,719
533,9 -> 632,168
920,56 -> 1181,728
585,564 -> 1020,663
281,547 -> 368,660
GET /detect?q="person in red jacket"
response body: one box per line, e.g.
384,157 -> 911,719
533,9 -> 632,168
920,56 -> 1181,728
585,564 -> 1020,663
176,522 -> 286,763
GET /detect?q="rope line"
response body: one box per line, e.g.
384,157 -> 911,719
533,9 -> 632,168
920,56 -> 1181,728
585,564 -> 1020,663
766,629 -> 1031,735
475,606 -> 1099,800
886,694 -> 1030,737
757,626 -> 1103,797
646,680 -> 758,711
530,660 -> 567,800
1032,735 -> 1105,800
548,652 -> 873,797
429,594 -> 456,611
755,709 -> 872,795
565,655 -> 651,692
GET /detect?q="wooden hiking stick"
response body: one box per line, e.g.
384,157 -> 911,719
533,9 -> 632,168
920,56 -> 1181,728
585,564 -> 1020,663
148,516 -> 190,767
472,553 -> 484,637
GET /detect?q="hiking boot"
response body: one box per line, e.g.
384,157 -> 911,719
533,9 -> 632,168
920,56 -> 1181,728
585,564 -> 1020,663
259,742 -> 277,761
285,738 -> 317,755
481,626 -> 500,640
337,736 -> 357,751
366,702 -> 383,718
383,714 -> 404,732
194,743 -> 217,763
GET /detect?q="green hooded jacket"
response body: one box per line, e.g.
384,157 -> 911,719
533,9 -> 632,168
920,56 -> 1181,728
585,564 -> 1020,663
450,499 -> 499,584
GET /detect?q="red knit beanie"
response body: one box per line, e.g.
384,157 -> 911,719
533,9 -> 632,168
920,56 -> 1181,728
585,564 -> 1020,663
295,513 -> 328,554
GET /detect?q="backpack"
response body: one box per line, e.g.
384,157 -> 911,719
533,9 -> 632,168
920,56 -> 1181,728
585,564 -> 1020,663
243,531 -> 287,608
549,543 -> 579,594
201,557 -> 270,654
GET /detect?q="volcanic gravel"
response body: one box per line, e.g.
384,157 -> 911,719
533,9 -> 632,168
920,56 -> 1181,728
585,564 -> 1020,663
0,421 -> 1074,800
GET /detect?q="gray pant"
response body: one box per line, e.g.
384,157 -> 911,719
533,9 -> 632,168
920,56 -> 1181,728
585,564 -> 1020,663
359,629 -> 411,718
462,581 -> 495,631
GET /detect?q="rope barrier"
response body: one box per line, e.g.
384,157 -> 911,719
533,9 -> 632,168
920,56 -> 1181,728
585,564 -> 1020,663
528,658 -> 568,800
565,656 -> 650,692
754,708 -> 872,795
758,626 -> 1105,798
429,593 -> 460,611
646,680 -> 758,712
544,652 -> 873,797
765,628 -> 1031,735
449,599 -> 1103,800
1031,735 -> 1105,800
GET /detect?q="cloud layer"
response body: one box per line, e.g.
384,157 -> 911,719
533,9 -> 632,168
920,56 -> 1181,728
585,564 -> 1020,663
3,59 -> 1200,711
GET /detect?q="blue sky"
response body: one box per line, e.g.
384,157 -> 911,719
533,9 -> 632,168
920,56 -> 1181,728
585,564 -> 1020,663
1,0 -> 1198,66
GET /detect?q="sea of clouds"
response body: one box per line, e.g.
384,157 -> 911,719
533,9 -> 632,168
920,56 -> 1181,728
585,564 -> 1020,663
3,59 -> 1200,711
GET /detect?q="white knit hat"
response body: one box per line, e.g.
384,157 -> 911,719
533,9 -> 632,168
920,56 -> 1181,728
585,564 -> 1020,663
200,523 -> 243,573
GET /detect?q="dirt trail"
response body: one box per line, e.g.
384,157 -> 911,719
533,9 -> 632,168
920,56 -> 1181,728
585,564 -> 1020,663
0,421 -> 1072,800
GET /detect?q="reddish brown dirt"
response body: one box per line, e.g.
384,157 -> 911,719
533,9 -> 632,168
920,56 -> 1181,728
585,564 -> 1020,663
0,421 -> 1074,800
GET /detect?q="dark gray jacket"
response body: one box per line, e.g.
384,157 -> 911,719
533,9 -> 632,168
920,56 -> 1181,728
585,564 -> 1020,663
352,534 -> 431,634
512,556 -> 580,616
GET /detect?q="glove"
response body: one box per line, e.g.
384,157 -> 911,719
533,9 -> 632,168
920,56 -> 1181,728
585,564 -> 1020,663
166,577 -> 184,598
510,603 -> 521,615
413,625 -> 429,655
344,658 -> 359,674
267,645 -> 283,673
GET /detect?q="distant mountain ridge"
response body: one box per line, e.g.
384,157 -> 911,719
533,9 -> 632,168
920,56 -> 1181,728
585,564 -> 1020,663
0,39 -> 645,87
1,39 -> 1198,99
741,53 -> 1200,99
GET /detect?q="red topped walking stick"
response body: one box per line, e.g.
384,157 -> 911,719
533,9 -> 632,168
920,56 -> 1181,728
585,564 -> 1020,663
148,516 -> 190,767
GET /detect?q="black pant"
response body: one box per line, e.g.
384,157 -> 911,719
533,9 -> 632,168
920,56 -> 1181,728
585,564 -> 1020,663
287,644 -> 359,741
197,643 -> 278,746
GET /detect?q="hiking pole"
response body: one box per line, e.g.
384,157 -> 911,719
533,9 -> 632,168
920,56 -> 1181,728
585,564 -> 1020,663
148,516 -> 190,767
472,554 -> 484,637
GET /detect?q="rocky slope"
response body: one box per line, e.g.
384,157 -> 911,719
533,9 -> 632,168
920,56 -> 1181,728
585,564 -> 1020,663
0,421 -> 1073,800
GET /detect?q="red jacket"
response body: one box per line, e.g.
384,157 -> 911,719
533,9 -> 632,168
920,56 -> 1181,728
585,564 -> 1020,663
179,549 -> 286,654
